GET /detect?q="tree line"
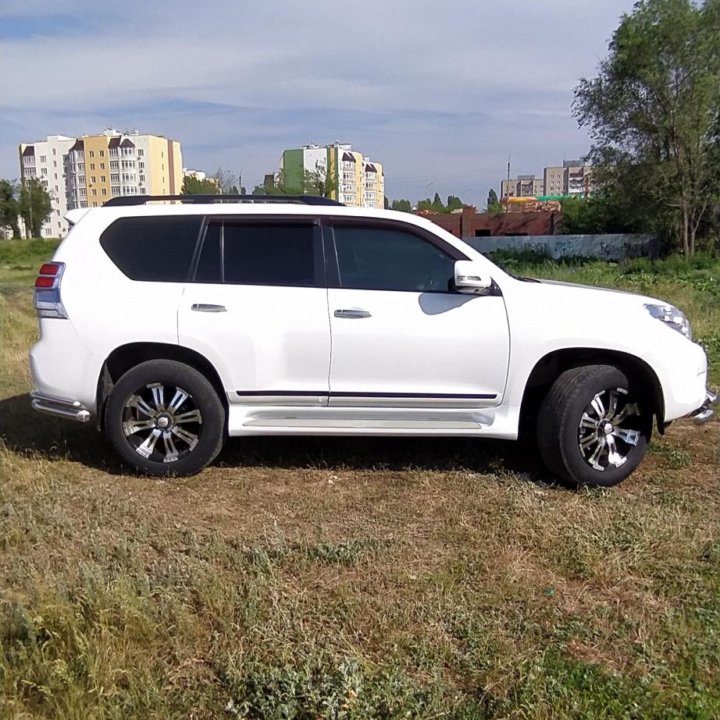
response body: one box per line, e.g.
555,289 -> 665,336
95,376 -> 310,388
0,178 -> 52,238
574,0 -> 720,255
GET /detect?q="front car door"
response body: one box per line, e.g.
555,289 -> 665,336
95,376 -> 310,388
325,220 -> 510,413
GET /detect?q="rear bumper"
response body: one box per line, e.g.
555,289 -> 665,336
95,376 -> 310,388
31,392 -> 93,423
687,389 -> 717,426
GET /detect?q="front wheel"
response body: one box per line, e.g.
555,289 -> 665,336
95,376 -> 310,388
105,360 -> 226,476
537,365 -> 652,487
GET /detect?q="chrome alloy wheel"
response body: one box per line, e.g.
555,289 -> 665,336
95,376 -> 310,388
578,388 -> 642,471
121,382 -> 202,463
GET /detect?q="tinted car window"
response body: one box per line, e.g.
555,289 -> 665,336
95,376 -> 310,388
194,222 -> 221,283
100,215 -> 203,282
219,221 -> 316,286
332,225 -> 455,292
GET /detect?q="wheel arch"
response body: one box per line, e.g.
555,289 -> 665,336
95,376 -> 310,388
96,343 -> 227,430
519,348 -> 666,439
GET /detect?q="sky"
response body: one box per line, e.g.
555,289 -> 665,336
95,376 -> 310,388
0,0 -> 637,206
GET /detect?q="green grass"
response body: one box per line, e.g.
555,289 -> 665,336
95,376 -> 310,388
0,239 -> 59,295
0,241 -> 719,718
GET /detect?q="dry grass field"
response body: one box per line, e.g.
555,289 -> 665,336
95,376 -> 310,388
1,240 -> 719,719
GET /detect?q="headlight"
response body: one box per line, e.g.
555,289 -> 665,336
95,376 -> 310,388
644,303 -> 692,340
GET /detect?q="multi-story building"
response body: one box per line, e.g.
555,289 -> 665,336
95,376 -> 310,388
19,129 -> 183,236
502,160 -> 593,199
280,143 -> 385,209
543,165 -> 565,196
542,161 -> 592,197
500,174 -> 544,199
65,129 -> 182,210
18,135 -> 76,237
563,160 -> 592,196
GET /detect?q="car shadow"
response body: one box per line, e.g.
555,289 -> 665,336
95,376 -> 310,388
0,392 -> 123,473
0,393 -> 558,485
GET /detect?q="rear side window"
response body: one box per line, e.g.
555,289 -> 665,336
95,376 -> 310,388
100,216 -> 203,282
195,220 -> 317,287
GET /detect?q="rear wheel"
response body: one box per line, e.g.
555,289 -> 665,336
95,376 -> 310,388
105,360 -> 225,476
537,365 -> 652,487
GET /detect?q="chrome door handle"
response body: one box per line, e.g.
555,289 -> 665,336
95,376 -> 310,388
334,308 -> 371,319
191,303 -> 227,313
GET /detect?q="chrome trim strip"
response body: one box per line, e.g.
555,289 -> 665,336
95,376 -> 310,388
234,390 -> 498,409
233,392 -> 328,407
329,396 -> 497,408
331,391 -> 498,399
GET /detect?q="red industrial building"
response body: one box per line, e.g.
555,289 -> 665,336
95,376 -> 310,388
420,206 -> 559,238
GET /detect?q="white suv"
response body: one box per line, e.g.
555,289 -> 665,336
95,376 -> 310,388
30,195 -> 716,486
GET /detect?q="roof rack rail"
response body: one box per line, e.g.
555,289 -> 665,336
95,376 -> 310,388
103,194 -> 344,208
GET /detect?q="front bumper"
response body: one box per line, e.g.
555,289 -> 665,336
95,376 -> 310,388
31,392 -> 93,423
688,389 -> 718,425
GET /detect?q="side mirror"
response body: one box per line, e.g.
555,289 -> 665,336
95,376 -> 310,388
454,260 -> 493,294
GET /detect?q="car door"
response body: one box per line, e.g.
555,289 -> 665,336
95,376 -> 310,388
178,216 -> 331,406
325,220 -> 510,409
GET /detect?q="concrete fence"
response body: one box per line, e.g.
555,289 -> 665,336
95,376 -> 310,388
463,234 -> 659,261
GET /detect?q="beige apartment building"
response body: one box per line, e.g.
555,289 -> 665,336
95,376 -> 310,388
65,129 -> 182,209
19,129 -> 183,236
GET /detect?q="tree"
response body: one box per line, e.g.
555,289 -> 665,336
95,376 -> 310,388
417,193 -> 448,213
0,179 -> 20,238
446,195 -> 463,212
303,167 -> 337,198
486,189 -> 502,213
416,194 -> 465,214
252,167 -> 337,198
252,172 -> 287,196
181,175 -> 220,195
431,192 -> 445,213
18,178 -> 52,238
574,0 -> 720,256
390,198 -> 413,212
212,168 -> 240,195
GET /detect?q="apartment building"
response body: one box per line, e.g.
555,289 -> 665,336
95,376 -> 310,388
65,129 -> 182,210
19,129 -> 183,236
280,143 -> 385,209
18,135 -> 76,237
502,160 -> 592,199
543,160 -> 593,197
501,174 -> 544,199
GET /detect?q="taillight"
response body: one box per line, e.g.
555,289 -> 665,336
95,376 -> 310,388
33,262 -> 68,319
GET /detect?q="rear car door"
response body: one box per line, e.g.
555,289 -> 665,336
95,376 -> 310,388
178,216 -> 331,406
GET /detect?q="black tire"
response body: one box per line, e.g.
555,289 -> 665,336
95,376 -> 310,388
537,365 -> 652,487
105,360 -> 225,477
